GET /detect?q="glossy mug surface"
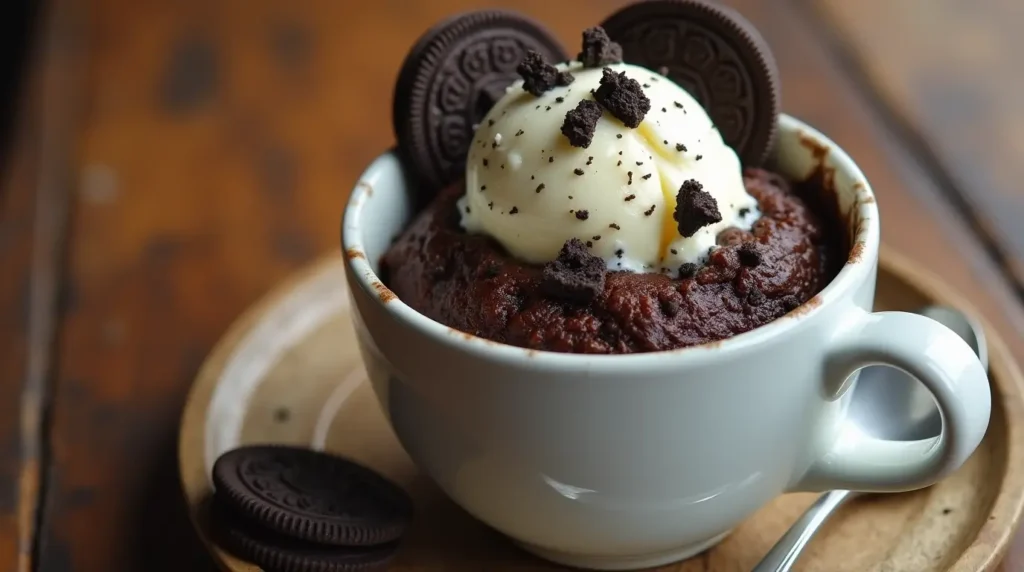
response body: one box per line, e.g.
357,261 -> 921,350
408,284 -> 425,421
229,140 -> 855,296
341,115 -> 991,570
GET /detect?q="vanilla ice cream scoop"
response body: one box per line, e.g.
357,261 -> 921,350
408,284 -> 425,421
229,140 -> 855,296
458,61 -> 758,275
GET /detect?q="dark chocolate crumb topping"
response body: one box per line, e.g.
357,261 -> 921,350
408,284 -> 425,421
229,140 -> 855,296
509,206 -> 519,215
641,173 -> 652,180
675,143 -> 687,152
577,26 -> 623,68
575,210 -> 590,220
574,168 -> 585,176
678,262 -> 699,279
536,183 -> 546,193
674,179 -> 722,237
695,154 -> 703,161
738,207 -> 750,217
515,129 -> 524,136
540,238 -> 606,304
559,98 -> 603,149
609,223 -> 620,230
518,51 -> 570,96
738,242 -> 762,267
593,68 -> 650,128
782,295 -> 801,311
624,194 -> 636,201
747,287 -> 766,306
644,204 -> 656,216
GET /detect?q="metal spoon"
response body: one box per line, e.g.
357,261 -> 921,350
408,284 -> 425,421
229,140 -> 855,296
751,305 -> 988,572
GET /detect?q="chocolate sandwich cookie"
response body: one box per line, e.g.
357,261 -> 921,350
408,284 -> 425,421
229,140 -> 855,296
600,0 -> 781,166
393,10 -> 567,198
212,445 -> 413,546
212,498 -> 398,572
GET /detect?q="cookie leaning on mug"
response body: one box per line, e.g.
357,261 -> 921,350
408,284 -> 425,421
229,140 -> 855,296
600,0 -> 781,166
392,10 -> 568,200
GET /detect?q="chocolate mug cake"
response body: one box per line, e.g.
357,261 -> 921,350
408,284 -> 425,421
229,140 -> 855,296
383,2 -> 844,353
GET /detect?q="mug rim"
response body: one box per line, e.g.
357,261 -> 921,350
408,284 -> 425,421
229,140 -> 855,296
342,114 -> 879,368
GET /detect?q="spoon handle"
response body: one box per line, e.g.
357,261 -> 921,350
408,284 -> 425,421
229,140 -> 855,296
751,489 -> 854,572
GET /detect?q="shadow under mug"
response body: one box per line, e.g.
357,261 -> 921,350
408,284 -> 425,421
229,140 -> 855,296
341,114 -> 991,571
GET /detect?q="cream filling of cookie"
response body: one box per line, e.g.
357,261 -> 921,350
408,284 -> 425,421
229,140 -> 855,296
458,61 -> 758,276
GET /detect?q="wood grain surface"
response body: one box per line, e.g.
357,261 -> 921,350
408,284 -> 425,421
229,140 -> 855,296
1,0 -> 1023,570
811,0 -> 1024,291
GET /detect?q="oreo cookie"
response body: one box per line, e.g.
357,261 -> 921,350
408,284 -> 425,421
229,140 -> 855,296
212,498 -> 398,572
212,445 -> 413,547
600,0 -> 781,165
393,10 -> 567,196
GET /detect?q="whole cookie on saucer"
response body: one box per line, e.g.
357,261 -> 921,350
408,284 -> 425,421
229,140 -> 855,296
211,498 -> 399,572
393,10 -> 568,197
212,445 -> 413,546
600,0 -> 781,165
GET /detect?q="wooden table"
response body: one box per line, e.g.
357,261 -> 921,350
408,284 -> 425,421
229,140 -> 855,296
2,0 -> 1022,570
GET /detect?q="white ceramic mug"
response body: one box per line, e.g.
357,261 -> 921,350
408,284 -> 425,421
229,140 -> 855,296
341,115 -> 991,570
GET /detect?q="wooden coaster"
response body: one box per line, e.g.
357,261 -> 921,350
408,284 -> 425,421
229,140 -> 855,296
179,247 -> 1024,571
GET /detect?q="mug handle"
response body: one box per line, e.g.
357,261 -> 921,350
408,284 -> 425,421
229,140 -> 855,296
793,310 -> 991,493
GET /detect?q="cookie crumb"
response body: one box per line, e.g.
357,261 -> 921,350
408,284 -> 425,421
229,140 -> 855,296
678,262 -> 699,279
674,179 -> 722,237
517,51 -> 565,96
675,143 -> 686,152
574,168 -> 585,176
577,26 -> 623,67
540,238 -> 607,304
609,223 -> 621,230
536,183 -> 546,193
509,206 -> 519,215
593,68 -> 650,128
575,210 -> 590,220
644,205 -> 656,216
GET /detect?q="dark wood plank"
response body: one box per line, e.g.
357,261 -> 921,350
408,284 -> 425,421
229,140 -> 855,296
809,0 -> 1024,292
29,0 -> 1024,570
0,81 -> 41,572
0,1 -> 78,571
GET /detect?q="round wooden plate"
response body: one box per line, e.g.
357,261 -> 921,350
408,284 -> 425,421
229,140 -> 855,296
179,248 -> 1024,572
